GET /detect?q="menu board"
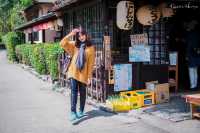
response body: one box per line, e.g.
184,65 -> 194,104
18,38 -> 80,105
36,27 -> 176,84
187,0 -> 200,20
114,64 -> 132,92
130,33 -> 148,46
129,45 -> 151,62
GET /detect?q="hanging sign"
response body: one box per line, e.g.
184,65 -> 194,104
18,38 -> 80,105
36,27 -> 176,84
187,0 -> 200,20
129,45 -> 151,62
114,64 -> 132,91
116,1 -> 134,30
104,36 -> 112,70
136,5 -> 161,26
130,33 -> 148,46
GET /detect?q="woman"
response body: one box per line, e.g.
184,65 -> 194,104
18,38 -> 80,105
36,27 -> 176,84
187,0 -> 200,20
60,28 -> 95,122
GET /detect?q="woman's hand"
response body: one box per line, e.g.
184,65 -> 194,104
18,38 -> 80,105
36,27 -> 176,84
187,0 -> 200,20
71,28 -> 80,36
65,28 -> 80,38
87,78 -> 91,86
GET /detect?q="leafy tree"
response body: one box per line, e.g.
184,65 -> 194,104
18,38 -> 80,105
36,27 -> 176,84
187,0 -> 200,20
20,0 -> 32,7
0,0 -> 32,33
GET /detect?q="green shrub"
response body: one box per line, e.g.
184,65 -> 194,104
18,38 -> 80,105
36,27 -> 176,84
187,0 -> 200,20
15,43 -> 64,80
2,32 -> 24,62
43,43 -> 64,80
16,44 -> 33,65
32,44 -> 47,75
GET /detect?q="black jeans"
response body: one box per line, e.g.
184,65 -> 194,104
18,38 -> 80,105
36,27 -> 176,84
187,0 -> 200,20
70,78 -> 86,113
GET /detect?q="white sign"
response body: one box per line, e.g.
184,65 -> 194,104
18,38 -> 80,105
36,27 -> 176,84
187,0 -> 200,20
169,52 -> 177,65
117,1 -> 134,30
130,33 -> 148,46
129,45 -> 151,62
114,64 -> 132,92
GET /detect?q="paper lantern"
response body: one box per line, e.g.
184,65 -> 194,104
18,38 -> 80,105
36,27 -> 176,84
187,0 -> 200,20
33,25 -> 39,32
159,3 -> 174,18
57,18 -> 63,26
116,1 -> 134,30
27,28 -> 33,33
136,5 -> 161,26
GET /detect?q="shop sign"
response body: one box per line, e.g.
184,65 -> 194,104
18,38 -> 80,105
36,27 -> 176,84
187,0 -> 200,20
129,45 -> 150,62
130,33 -> 148,46
136,5 -> 161,26
104,36 -> 111,70
117,1 -> 134,30
114,64 -> 132,91
23,20 -> 57,33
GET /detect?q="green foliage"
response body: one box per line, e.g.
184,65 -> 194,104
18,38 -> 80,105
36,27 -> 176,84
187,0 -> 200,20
0,32 -> 3,43
0,0 -> 31,33
43,43 -> 64,80
32,44 -> 47,75
16,44 -> 33,65
2,32 -> 24,62
9,4 -> 25,30
20,0 -> 32,7
15,43 -> 64,80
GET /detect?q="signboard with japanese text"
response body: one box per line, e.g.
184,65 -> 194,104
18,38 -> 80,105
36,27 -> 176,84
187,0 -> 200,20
104,36 -> 112,70
114,64 -> 132,92
129,45 -> 151,62
117,1 -> 134,30
130,33 -> 148,46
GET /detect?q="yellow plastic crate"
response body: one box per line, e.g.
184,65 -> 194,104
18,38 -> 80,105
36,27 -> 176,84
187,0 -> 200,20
120,90 -> 155,107
135,89 -> 155,107
120,91 -> 142,109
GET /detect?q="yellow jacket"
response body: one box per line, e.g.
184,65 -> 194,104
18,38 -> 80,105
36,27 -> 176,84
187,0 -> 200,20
60,36 -> 95,84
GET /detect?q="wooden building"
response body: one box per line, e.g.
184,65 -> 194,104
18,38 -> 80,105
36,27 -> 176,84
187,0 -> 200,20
15,0 -> 62,43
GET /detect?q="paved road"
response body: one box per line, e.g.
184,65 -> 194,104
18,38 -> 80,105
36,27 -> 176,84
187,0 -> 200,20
0,50 -> 199,133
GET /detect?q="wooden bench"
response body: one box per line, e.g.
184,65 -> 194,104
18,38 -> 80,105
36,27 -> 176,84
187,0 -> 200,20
185,94 -> 200,119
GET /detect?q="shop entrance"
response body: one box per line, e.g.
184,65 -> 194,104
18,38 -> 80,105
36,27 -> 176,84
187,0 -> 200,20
168,8 -> 200,91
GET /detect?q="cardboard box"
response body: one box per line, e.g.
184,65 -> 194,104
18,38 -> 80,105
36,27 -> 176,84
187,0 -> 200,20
146,81 -> 158,91
146,81 -> 169,104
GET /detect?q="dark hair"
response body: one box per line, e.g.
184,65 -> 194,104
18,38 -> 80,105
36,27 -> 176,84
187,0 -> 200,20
75,30 -> 93,48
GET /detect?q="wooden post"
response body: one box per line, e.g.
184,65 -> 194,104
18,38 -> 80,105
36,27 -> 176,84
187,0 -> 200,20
30,33 -> 34,44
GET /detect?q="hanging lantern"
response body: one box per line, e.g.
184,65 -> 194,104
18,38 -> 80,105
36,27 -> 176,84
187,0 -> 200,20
116,1 -> 134,30
57,18 -> 63,26
136,5 -> 161,26
27,28 -> 33,33
159,3 -> 174,18
33,25 -> 39,32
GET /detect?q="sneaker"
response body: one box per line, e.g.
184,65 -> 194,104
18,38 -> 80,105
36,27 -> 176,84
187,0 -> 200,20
69,112 -> 77,121
76,111 -> 85,118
